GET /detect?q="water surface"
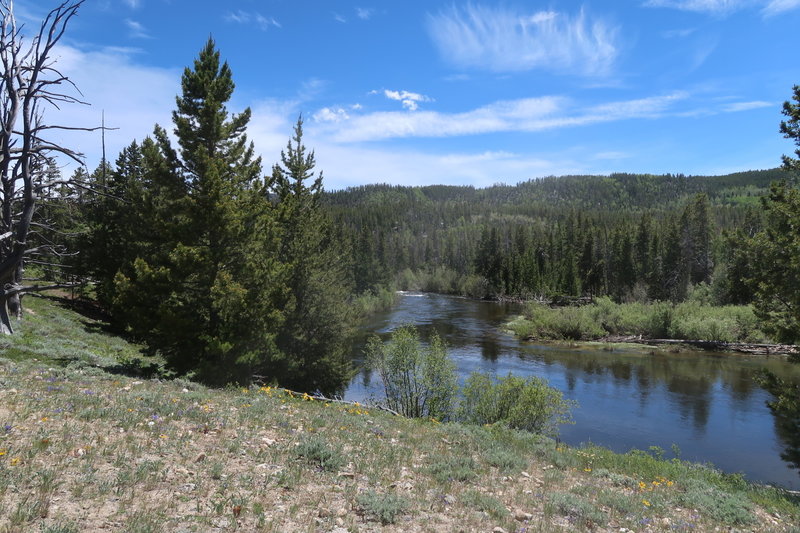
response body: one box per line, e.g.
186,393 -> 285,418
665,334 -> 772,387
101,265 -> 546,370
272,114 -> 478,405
345,292 -> 800,489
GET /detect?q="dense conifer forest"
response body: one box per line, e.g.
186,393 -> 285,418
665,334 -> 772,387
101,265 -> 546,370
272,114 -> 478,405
328,169 -> 785,304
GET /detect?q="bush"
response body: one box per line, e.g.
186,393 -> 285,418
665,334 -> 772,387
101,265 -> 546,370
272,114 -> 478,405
366,325 -> 457,420
295,436 -> 345,472
459,372 -> 575,436
356,490 -> 410,525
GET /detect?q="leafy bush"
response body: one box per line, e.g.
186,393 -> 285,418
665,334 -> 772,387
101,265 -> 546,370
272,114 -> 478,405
676,478 -> 755,525
366,325 -> 457,420
458,372 -> 575,436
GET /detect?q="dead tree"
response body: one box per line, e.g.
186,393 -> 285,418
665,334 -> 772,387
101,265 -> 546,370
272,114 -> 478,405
0,0 -> 92,334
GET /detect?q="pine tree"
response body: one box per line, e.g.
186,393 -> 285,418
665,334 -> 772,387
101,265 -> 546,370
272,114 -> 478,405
110,39 -> 284,383
269,117 -> 354,394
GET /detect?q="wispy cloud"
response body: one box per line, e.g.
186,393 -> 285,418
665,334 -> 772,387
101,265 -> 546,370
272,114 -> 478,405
225,10 -> 281,31
123,0 -> 141,8
722,100 -> 773,112
662,28 -> 697,38
310,91 -> 774,144
374,89 -> 434,111
124,19 -> 150,39
762,0 -> 800,15
356,7 -> 374,20
333,12 -> 347,23
426,5 -> 619,76
645,0 -> 800,16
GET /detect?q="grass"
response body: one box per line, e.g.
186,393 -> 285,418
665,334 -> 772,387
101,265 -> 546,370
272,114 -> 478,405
0,296 -> 798,531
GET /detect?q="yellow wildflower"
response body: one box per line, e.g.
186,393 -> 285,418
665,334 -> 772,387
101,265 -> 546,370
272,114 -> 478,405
642,499 -> 651,507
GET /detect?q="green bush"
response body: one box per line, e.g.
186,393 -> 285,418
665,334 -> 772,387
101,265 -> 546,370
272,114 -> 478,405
459,372 -> 575,436
295,436 -> 345,472
366,325 -> 458,420
356,490 -> 410,525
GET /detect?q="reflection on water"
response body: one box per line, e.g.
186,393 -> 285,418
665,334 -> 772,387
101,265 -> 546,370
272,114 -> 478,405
345,292 -> 800,488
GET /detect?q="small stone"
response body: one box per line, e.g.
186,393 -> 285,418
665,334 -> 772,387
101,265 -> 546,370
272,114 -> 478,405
334,518 -> 345,527
194,452 -> 206,463
337,471 -> 355,478
514,510 -> 533,521
492,527 -> 508,533
262,437 -> 276,446
318,508 -> 332,518
443,495 -> 456,505
521,471 -> 531,478
335,508 -> 347,517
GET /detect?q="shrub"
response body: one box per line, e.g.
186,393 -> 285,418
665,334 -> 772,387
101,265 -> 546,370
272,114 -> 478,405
366,325 -> 457,420
458,372 -> 575,436
356,490 -> 410,525
295,436 -> 345,472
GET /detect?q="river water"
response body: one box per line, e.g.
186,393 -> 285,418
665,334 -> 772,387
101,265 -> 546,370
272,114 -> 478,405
344,292 -> 800,489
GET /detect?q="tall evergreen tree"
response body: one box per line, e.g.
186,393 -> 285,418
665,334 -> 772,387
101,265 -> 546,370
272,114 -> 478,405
269,117 -> 354,394
111,39 -> 285,383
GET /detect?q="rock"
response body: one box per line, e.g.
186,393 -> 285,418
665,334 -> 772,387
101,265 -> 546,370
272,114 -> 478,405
334,518 -> 345,527
318,508 -> 332,518
335,508 -> 348,517
514,509 -> 533,521
492,527 -> 508,533
337,471 -> 356,478
521,471 -> 531,478
330,526 -> 347,532
194,452 -> 206,463
443,494 -> 456,505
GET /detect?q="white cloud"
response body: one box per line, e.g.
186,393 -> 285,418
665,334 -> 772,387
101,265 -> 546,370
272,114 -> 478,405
316,93 -> 693,143
356,7 -> 374,20
333,12 -> 347,23
123,0 -> 140,8
381,89 -> 433,111
762,0 -> 800,15
124,19 -> 151,39
426,5 -> 619,76
722,100 -> 773,112
40,45 -> 180,173
313,107 -> 350,123
645,0 -> 800,15
225,10 -> 281,30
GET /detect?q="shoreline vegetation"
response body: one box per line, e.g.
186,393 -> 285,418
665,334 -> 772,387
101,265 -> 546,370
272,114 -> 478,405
1,296 -> 799,532
504,296 -> 800,356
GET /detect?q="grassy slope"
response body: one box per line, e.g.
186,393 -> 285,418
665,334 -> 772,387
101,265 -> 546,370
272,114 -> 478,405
0,298 -> 798,533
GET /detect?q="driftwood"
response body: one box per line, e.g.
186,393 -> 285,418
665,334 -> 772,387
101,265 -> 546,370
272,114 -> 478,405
601,336 -> 798,356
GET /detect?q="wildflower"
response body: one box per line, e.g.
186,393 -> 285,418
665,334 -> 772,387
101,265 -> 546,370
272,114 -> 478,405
9,457 -> 20,466
159,434 -> 168,439
638,481 -> 647,490
666,480 -> 674,487
0,449 -> 6,456
642,499 -> 651,507
40,417 -> 48,423
583,468 -> 592,472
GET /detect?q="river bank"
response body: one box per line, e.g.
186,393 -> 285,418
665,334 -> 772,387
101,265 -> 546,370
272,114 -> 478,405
1,296 -> 799,532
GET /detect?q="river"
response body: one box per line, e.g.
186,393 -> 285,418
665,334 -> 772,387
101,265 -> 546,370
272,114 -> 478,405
344,292 -> 800,489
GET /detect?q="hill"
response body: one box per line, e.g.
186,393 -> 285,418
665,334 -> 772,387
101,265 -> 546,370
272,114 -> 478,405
0,296 -> 798,532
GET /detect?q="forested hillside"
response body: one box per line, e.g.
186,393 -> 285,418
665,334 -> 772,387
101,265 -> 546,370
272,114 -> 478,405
328,169 -> 785,303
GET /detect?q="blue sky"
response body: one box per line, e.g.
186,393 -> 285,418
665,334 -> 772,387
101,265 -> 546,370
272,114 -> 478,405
17,0 -> 800,189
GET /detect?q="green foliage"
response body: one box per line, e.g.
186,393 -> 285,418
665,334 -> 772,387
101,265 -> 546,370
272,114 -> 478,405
676,478 -> 755,525
81,43 -> 352,393
295,436 -> 345,472
509,299 -> 767,343
356,490 -> 410,525
546,492 -> 607,527
459,373 -> 575,436
366,325 -> 457,420
268,118 -> 354,394
426,455 -> 479,484
460,490 -> 510,519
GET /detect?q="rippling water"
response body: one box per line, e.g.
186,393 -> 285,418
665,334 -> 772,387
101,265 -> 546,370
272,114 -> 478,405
345,292 -> 800,489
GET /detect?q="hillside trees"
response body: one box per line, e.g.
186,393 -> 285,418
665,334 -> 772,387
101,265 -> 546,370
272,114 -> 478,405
84,41 -> 353,392
0,0 -> 92,334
